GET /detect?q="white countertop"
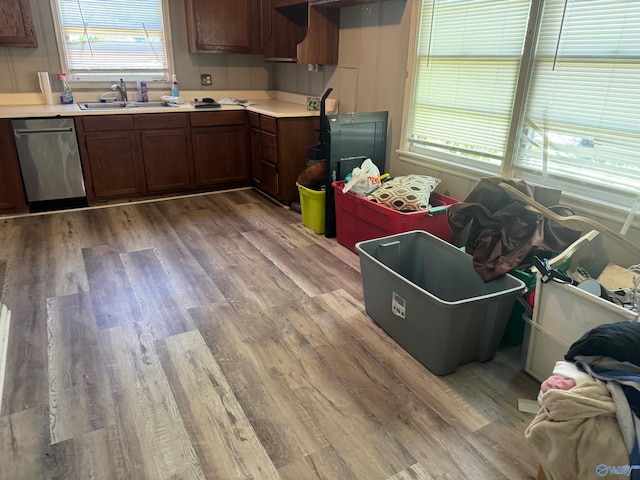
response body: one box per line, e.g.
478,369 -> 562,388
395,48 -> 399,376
0,91 -> 327,119
245,99 -> 319,117
0,101 -> 319,119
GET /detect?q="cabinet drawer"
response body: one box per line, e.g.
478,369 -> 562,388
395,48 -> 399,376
261,131 -> 278,164
260,115 -> 277,134
260,160 -> 278,197
189,111 -> 246,127
81,115 -> 134,132
248,112 -> 260,128
134,113 -> 187,129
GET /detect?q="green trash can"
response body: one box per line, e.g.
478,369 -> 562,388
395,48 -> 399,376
501,269 -> 536,345
296,183 -> 325,234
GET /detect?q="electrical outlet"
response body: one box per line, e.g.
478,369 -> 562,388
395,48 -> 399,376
201,74 -> 212,86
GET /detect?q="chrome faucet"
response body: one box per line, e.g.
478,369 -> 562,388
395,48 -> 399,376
111,78 -> 128,102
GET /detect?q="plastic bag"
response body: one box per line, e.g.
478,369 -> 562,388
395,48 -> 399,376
342,158 -> 381,197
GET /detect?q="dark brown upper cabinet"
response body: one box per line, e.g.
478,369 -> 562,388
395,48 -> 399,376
185,0 -> 263,54
0,0 -> 37,48
263,0 -> 339,65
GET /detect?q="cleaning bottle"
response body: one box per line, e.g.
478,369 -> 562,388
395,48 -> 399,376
57,73 -> 73,104
171,74 -> 179,97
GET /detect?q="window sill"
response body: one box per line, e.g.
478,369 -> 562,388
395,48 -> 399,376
397,149 -> 500,182
397,149 -> 640,232
68,80 -> 171,90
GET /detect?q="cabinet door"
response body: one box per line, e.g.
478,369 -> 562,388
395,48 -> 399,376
259,160 -> 278,197
263,1 -> 339,64
191,126 -> 249,187
276,117 -> 319,202
0,0 -> 37,47
250,127 -> 262,184
0,120 -> 27,213
83,131 -> 145,199
185,0 -> 262,54
260,130 -> 278,164
263,2 -> 307,61
140,129 -> 193,193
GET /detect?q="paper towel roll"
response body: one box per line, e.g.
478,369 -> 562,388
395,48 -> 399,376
38,72 -> 54,105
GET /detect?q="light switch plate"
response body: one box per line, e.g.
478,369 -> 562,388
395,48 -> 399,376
201,74 -> 212,86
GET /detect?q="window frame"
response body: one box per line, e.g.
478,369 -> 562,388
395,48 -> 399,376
50,0 -> 175,83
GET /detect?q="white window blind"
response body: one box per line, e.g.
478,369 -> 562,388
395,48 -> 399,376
514,0 -> 640,206
52,0 -> 171,81
407,0 -> 530,166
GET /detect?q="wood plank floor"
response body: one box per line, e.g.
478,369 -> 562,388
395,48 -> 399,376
0,188 -> 541,479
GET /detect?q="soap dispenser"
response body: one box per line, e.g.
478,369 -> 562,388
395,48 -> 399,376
171,74 -> 179,97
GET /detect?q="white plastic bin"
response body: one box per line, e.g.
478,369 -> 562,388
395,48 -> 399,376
525,275 -> 639,382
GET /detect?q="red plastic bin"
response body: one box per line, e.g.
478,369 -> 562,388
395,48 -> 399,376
332,180 -> 459,253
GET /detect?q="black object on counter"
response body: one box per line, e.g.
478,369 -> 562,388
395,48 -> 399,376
192,98 -> 221,108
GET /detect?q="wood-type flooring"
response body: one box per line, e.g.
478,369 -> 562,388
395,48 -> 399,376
0,188 -> 541,479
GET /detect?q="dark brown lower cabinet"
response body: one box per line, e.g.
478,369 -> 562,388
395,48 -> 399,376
190,111 -> 249,188
259,160 -> 278,198
78,113 -> 199,201
249,112 -> 319,203
139,130 -> 192,193
0,119 -> 27,213
135,113 -> 193,194
76,109 -> 315,203
250,124 -> 262,185
82,130 -> 144,199
191,126 -> 248,187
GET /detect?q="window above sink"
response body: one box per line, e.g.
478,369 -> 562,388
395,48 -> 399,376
50,0 -> 174,82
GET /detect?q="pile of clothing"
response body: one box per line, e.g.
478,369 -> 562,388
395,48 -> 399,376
447,176 -> 580,281
525,322 -> 640,480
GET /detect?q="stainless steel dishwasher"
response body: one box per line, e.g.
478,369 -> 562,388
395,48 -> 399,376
12,118 -> 87,212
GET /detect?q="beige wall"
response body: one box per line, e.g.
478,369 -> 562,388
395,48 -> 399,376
0,0 -> 274,94
0,1 -> 61,93
273,0 -> 411,171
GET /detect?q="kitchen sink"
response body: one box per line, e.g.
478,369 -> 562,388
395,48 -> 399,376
78,101 -> 175,110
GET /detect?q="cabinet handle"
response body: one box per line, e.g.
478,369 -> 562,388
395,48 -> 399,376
15,127 -> 74,135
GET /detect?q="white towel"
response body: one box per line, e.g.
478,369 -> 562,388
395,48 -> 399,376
526,381 -> 628,480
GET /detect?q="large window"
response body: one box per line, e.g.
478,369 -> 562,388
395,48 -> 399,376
406,0 -> 530,168
51,0 -> 173,81
403,0 -> 640,211
514,0 -> 640,209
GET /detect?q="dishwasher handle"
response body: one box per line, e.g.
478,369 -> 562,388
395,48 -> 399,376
14,127 -> 75,135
